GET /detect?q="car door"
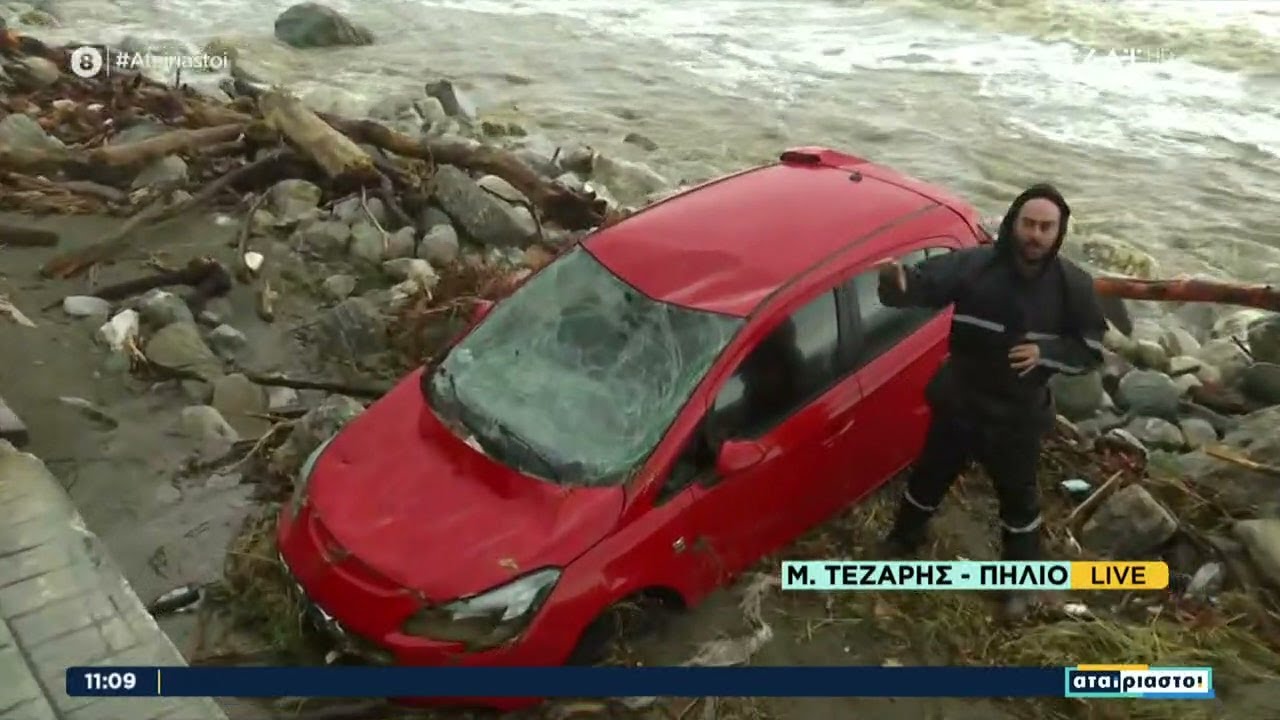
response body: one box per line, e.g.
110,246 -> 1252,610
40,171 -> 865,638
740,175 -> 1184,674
676,286 -> 862,587
838,241 -> 959,501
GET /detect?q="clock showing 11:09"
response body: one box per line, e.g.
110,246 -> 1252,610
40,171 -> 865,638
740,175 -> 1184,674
77,670 -> 139,693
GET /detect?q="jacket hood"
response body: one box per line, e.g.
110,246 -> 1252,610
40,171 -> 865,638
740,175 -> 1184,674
995,183 -> 1071,261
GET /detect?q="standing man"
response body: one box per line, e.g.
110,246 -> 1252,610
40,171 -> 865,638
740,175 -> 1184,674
873,183 -> 1109,620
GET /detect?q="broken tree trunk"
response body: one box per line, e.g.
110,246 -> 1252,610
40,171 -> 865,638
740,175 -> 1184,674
259,90 -> 378,187
88,124 -> 245,167
1095,276 -> 1280,313
317,112 -> 608,230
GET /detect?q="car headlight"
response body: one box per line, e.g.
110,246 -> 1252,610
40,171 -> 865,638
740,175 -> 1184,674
400,567 -> 561,650
289,434 -> 336,518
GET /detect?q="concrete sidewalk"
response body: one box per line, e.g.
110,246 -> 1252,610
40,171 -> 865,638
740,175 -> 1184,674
0,441 -> 227,720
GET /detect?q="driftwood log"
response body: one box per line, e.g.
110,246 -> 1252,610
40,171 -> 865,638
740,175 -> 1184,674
258,90 -> 377,187
317,113 -> 607,230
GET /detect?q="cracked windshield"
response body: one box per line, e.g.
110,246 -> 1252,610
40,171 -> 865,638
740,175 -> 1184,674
428,247 -> 743,485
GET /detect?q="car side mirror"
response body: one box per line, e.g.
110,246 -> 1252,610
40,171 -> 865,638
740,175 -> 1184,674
714,438 -> 766,477
471,299 -> 495,324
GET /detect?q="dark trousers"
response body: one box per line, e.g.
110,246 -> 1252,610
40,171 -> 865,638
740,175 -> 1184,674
887,408 -> 1045,561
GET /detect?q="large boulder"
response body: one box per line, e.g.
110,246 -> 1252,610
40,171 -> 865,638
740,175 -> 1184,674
274,3 -> 374,48
1167,406 -> 1280,518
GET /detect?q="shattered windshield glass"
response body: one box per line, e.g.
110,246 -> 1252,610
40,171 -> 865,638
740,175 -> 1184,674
427,247 -> 743,486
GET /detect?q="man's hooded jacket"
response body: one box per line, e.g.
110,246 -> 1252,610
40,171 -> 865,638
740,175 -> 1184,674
879,184 -> 1108,432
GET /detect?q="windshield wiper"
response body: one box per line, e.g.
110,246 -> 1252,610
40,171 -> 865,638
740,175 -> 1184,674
484,418 -> 562,481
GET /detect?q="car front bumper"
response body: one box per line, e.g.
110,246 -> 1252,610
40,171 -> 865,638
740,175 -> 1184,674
275,506 -> 576,710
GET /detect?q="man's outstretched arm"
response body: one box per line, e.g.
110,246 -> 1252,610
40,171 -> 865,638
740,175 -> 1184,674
878,247 -> 986,309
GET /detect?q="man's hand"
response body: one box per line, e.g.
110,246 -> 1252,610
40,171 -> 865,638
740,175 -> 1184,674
1009,343 -> 1041,376
877,260 -> 907,295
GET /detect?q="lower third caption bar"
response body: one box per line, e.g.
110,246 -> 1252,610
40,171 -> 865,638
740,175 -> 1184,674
780,561 -> 1168,591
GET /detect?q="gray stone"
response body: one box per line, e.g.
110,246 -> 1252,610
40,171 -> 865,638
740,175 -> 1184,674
1233,519 -> 1280,588
1169,406 -> 1280,517
293,219 -> 351,258
415,96 -> 448,126
266,386 -> 300,412
144,322 -> 223,380
1081,484 -> 1178,558
558,144 -> 596,175
1116,370 -> 1180,419
624,131 -> 659,152
554,171 -> 587,192
1160,327 -> 1200,358
200,297 -> 233,326
131,155 -> 188,190
417,205 -> 452,232
385,226 -> 416,259
1179,401 -> 1238,437
1173,372 -> 1202,396
1049,370 -> 1104,421
476,174 -> 529,204
137,289 -> 193,329
1133,340 -> 1169,371
432,165 -> 536,247
1196,362 -> 1222,385
274,2 -> 374,48
206,324 -> 247,359
11,56 -> 60,89
0,113 -> 63,152
1125,416 -> 1184,451
318,297 -> 386,361
321,274 -> 357,301
1178,417 -> 1218,449
211,374 -> 270,438
1197,338 -> 1251,385
333,195 -> 386,226
268,179 -> 322,224
1241,362 -> 1280,404
1247,315 -> 1280,364
1212,309 -> 1271,340
61,296 -> 110,318
417,223 -> 460,265
590,154 -> 670,206
424,79 -> 476,120
382,258 -> 438,287
348,220 -> 385,265
271,394 -> 365,474
1167,355 -> 1201,376
179,405 -> 239,459
515,147 -> 559,178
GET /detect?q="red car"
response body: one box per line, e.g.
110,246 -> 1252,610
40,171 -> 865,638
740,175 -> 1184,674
276,147 -> 988,706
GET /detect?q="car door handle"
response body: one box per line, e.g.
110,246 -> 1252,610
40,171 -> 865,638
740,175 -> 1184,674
822,417 -> 857,446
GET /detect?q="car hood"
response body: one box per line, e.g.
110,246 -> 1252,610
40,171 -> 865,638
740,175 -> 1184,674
306,369 -> 624,599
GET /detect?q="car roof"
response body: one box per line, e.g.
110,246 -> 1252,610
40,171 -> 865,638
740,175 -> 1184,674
586,147 -> 978,318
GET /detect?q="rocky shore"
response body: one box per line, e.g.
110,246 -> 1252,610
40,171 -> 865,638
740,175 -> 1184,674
3,4 -> 1280,719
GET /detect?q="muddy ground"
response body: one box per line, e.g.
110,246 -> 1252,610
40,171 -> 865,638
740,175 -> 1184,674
2,210 -> 1278,720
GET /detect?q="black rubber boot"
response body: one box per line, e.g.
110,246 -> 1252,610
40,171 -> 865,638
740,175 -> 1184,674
998,529 -> 1043,623
871,502 -> 933,559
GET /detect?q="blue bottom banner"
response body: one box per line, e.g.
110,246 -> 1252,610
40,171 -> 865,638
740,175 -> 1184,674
66,665 -> 1214,699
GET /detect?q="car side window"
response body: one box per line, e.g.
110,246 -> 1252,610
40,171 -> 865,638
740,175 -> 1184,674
849,248 -> 945,366
709,290 -> 841,440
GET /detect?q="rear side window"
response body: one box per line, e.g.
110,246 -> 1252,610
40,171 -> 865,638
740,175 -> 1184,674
710,290 -> 842,438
